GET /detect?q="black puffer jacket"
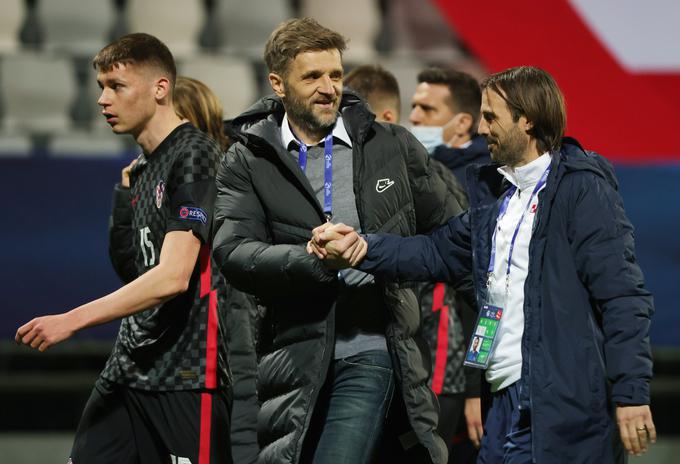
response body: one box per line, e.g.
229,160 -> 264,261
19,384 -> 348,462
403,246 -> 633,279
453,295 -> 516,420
213,91 -> 462,464
418,161 -> 480,398
226,288 -> 263,464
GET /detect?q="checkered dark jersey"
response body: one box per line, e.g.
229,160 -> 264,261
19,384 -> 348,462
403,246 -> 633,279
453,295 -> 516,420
101,123 -> 229,391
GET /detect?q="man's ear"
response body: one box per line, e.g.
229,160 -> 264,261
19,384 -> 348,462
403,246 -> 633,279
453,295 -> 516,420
457,112 -> 473,135
380,108 -> 399,124
443,112 -> 473,145
520,116 -> 534,133
269,72 -> 285,98
154,77 -> 171,102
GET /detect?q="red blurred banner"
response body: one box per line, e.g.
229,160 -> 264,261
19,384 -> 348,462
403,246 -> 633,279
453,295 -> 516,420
433,0 -> 680,163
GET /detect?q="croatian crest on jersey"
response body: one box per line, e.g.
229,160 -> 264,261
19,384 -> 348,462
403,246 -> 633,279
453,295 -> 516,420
155,180 -> 165,209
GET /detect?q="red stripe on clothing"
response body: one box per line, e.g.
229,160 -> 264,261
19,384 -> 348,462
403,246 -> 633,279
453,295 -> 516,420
199,245 -> 211,299
205,289 -> 218,389
451,431 -> 469,445
198,392 -> 213,464
431,283 -> 449,395
432,282 -> 446,311
200,244 -> 218,388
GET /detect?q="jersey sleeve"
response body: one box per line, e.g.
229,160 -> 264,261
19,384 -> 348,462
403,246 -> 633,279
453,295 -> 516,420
166,138 -> 220,244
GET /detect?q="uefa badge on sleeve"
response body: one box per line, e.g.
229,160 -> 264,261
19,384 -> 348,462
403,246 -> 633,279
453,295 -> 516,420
155,180 -> 165,209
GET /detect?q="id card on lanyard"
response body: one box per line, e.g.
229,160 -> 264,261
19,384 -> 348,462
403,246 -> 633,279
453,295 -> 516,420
464,166 -> 550,369
297,133 -> 334,221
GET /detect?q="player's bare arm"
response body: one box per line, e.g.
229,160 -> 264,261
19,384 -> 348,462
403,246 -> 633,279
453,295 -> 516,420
15,230 -> 200,352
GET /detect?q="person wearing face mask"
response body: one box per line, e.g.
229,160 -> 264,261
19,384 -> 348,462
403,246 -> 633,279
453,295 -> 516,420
409,67 -> 490,463
343,65 -> 476,463
410,68 -> 490,186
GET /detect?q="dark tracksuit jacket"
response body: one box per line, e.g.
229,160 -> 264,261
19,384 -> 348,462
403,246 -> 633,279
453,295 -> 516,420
359,141 -> 653,463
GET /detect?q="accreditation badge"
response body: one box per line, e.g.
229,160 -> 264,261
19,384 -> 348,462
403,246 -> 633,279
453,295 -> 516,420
463,304 -> 503,369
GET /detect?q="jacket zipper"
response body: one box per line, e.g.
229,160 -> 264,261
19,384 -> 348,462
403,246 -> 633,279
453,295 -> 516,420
526,186 -> 547,463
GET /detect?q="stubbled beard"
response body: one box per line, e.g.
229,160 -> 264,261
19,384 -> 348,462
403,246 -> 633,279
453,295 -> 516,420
487,125 -> 528,168
284,89 -> 338,140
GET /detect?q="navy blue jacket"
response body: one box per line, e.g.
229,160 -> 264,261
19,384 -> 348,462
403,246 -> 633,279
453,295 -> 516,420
431,135 -> 491,188
360,141 -> 653,463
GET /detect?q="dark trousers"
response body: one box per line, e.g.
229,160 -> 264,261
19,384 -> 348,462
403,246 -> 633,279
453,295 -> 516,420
301,350 -> 395,464
478,382 -> 531,464
70,378 -> 232,464
438,393 -> 478,464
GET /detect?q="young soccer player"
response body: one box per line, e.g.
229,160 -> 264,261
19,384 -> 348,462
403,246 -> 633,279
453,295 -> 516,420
15,33 -> 231,464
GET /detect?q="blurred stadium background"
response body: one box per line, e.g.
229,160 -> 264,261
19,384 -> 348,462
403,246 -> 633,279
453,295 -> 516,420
1,0 -> 678,462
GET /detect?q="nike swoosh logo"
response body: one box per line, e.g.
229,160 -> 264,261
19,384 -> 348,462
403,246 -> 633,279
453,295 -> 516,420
376,178 -> 395,193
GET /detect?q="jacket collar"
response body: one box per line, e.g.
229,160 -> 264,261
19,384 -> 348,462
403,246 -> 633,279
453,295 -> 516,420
281,113 -> 353,149
230,90 -> 375,221
497,152 -> 551,193
432,135 -> 490,170
465,138 -> 618,209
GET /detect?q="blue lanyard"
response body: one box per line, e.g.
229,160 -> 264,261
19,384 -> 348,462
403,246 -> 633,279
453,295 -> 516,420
297,134 -> 334,220
487,166 -> 550,289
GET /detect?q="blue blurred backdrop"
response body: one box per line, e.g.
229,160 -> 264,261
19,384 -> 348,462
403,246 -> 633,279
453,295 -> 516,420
2,156 -> 678,346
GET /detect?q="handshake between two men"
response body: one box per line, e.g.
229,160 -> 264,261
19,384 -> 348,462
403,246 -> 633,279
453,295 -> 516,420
306,223 -> 368,269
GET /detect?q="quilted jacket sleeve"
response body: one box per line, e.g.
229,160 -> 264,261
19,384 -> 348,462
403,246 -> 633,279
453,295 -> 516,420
212,144 -> 337,299
568,171 -> 653,405
393,125 -> 465,233
359,211 -> 473,286
108,184 -> 138,284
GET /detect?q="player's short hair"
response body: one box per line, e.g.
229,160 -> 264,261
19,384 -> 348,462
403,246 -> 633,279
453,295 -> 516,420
417,67 -> 481,134
345,64 -> 401,115
93,33 -> 176,90
482,66 -> 566,153
264,17 -> 347,78
175,76 -> 230,152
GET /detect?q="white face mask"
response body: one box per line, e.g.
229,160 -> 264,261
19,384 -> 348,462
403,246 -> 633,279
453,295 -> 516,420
410,125 -> 444,154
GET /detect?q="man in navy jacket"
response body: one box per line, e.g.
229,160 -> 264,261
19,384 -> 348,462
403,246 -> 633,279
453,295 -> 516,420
309,66 -> 655,463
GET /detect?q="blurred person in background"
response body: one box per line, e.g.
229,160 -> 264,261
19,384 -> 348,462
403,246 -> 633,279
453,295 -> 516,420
176,75 -> 261,464
212,17 -> 461,464
344,64 -> 401,123
15,34 -> 232,464
346,63 -> 480,463
174,76 -> 232,152
410,67 -> 490,185
410,66 -> 489,462
177,74 -> 262,464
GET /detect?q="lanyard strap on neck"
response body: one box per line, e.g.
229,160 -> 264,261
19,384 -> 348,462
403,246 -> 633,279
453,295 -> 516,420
297,133 -> 334,219
487,166 -> 550,288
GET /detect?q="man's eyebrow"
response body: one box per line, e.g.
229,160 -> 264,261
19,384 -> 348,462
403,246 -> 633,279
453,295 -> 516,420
301,70 -> 322,79
412,102 -> 435,111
